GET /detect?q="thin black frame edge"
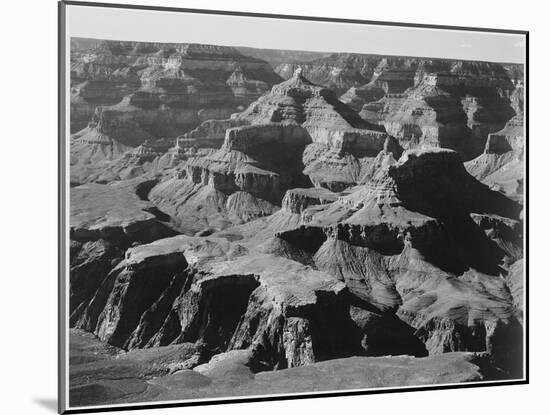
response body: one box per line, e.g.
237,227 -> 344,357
58,1 -> 68,414
57,1 -> 530,414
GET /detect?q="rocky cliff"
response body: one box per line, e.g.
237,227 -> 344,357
69,327 -> 491,407
70,147 -> 524,380
354,62 -> 518,160
275,55 -> 522,161
148,70 -> 390,233
244,148 -> 522,373
68,42 -> 525,406
69,180 -> 179,324
465,81 -> 524,199
275,53 -> 382,95
70,39 -> 283,181
71,40 -> 281,131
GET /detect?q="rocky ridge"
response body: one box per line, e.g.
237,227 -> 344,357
68,41 -> 525,407
70,40 -> 283,182
353,63 -> 519,160
147,69 -> 390,233
70,147 -> 524,380
465,82 -> 524,199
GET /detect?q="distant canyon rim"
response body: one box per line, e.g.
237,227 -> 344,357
67,38 -> 525,407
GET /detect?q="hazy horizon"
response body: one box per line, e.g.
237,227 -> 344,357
67,5 -> 526,64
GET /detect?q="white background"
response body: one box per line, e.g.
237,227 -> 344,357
0,0 -> 545,414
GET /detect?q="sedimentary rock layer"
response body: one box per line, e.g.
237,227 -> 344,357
68,41 -> 525,407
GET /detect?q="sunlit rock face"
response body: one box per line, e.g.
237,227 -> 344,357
69,40 -> 283,181
148,70 -> 391,233
68,41 -> 525,406
70,146 -> 524,382
356,61 -> 519,160
269,147 -> 522,371
276,54 -> 522,161
465,80 -> 524,200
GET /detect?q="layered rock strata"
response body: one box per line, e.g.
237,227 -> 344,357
68,43 -> 525,400
72,234 -> 362,370
69,181 -> 178,323
149,70 -> 390,232
358,67 -> 517,160
72,147 -> 523,378
235,148 -> 523,375
465,82 -> 524,199
70,40 -> 283,180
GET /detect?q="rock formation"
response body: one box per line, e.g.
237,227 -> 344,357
465,81 -> 524,199
69,328 -> 490,407
68,39 -> 525,408
275,53 -> 382,94
70,40 -> 283,182
69,180 -> 179,324
339,59 -> 418,111
355,61 -> 518,160
268,55 -> 522,161
148,69 -> 389,233
70,146 -> 524,380
71,139 -> 174,185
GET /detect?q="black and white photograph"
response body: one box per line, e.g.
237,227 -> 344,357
59,1 -> 529,413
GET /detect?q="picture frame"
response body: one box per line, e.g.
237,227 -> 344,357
59,1 -> 528,413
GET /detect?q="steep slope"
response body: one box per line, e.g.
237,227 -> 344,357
69,180 -> 179,324
71,146 -> 523,379
68,45 -> 525,400
275,53 -> 382,94
278,55 -> 520,161
339,58 -> 419,111
70,138 -> 174,185
70,40 -> 283,179
149,69 -> 389,233
357,61 -> 518,160
465,81 -> 524,199
227,147 -> 523,374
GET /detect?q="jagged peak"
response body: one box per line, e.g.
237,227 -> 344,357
271,68 -> 333,99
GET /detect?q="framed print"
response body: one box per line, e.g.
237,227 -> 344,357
58,1 -> 528,413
